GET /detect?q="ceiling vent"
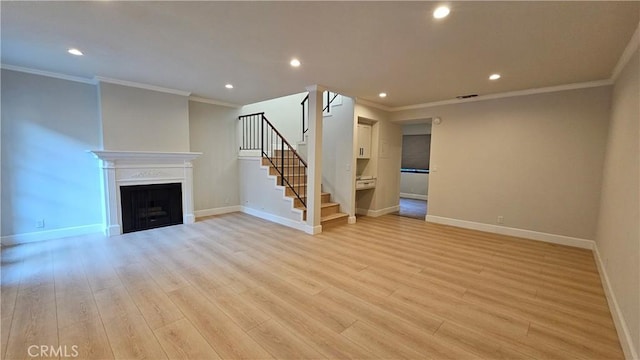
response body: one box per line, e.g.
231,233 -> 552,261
456,94 -> 479,99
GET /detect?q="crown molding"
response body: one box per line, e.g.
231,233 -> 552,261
305,84 -> 329,93
390,79 -> 613,113
94,76 -> 191,97
355,98 -> 393,112
611,22 -> 639,81
356,78 -> 612,113
188,96 -> 240,108
1,64 -> 95,84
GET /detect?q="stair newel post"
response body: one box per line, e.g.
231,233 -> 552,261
260,115 -> 264,157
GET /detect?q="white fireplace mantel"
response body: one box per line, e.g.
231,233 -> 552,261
90,150 -> 202,236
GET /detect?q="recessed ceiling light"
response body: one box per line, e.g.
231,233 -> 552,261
433,6 -> 450,19
489,74 -> 501,80
379,92 -> 387,98
225,84 -> 234,89
68,48 -> 83,56
290,58 -> 301,67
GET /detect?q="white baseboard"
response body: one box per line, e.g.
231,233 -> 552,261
425,215 -> 594,249
1,224 -> 104,246
356,205 -> 400,218
238,150 -> 261,158
400,193 -> 428,201
305,224 -> 323,235
241,206 -> 312,234
593,246 -> 638,360
195,205 -> 242,218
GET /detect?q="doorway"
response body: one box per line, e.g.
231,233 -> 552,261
396,121 -> 431,220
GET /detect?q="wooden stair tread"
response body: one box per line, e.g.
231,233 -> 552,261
279,182 -> 305,187
321,202 -> 340,208
322,212 -> 349,221
295,202 -> 340,211
285,193 -> 331,200
287,192 -> 330,200
321,212 -> 349,222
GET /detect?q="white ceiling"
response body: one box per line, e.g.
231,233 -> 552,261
2,1 -> 638,107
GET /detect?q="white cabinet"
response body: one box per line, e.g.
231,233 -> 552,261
357,124 -> 372,159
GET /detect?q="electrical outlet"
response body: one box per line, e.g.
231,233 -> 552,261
36,219 -> 45,228
497,216 -> 504,225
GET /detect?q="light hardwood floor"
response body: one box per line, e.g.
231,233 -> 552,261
1,213 -> 623,359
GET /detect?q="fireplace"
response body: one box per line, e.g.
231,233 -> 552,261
90,150 -> 201,236
121,183 -> 183,233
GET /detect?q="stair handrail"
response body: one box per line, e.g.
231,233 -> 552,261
301,91 -> 340,141
239,112 -> 308,207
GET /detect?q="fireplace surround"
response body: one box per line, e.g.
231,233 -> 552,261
91,151 -> 201,236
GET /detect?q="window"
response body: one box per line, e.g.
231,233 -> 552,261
401,134 -> 431,173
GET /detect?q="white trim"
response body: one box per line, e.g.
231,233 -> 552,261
355,98 -> 393,112
593,246 -> 638,360
94,76 -> 191,97
90,150 -> 202,162
1,224 -> 103,246
305,225 -> 323,235
391,80 -> 613,113
612,23 -> 640,81
238,150 -> 262,158
1,64 -> 95,84
305,84 -> 328,93
400,193 -> 428,201
90,151 -> 200,236
355,79 -> 613,114
425,215 -> 594,249
184,214 -> 196,225
241,206 -> 314,234
194,205 -> 242,218
356,205 -> 400,217
106,225 -> 121,237
189,96 -> 240,108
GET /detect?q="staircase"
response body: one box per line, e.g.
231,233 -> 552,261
239,112 -> 348,230
262,151 -> 348,228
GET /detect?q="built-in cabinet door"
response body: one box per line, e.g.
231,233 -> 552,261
357,124 -> 372,159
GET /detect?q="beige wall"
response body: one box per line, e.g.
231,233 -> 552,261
400,172 -> 428,199
322,97 -> 355,217
99,82 -> 190,151
596,49 -> 639,358
1,70 -> 102,238
393,86 -> 611,240
354,103 -> 402,213
189,101 -> 241,212
240,92 -> 307,147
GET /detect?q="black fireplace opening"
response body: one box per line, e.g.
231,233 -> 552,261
120,183 -> 183,233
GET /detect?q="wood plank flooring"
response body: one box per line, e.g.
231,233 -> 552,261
0,212 -> 623,359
